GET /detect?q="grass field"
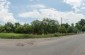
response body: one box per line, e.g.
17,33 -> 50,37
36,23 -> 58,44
0,33 -> 76,39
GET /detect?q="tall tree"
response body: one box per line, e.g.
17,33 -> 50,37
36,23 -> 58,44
42,18 -> 59,34
78,19 -> 85,27
75,23 -> 82,31
31,20 -> 41,34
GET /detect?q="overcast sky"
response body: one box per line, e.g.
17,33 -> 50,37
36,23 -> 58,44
0,0 -> 85,24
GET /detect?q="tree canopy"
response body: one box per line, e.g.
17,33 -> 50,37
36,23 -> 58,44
0,18 -> 85,34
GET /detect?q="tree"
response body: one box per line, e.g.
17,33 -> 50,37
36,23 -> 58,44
75,23 -> 82,31
23,24 -> 32,34
31,18 -> 59,34
59,26 -> 67,33
42,18 -> 59,34
0,25 -> 5,32
15,25 -> 24,33
67,26 -> 79,33
62,23 -> 70,29
14,23 -> 20,32
31,20 -> 41,34
81,25 -> 85,32
5,22 -> 14,32
15,23 -> 20,28
78,19 -> 85,27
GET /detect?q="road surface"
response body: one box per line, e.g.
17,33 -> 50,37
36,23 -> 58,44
0,34 -> 85,55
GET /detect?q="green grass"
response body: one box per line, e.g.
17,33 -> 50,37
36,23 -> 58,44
0,33 -> 76,39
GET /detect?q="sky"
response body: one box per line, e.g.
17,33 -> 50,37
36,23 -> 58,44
0,0 -> 85,24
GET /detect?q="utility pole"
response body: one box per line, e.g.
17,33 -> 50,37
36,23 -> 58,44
61,17 -> 62,26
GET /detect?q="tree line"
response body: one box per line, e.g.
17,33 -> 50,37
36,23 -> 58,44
0,18 -> 85,34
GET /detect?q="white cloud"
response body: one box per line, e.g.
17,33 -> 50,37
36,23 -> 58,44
19,7 -> 85,24
29,4 -> 46,9
29,0 -> 39,2
0,0 -> 16,24
19,10 -> 41,18
64,0 -> 82,7
64,0 -> 85,12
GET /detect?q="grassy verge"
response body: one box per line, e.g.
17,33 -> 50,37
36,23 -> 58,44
0,33 -> 76,39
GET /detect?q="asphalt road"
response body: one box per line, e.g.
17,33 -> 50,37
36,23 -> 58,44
0,34 -> 85,55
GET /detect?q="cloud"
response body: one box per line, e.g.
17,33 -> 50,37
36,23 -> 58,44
29,4 -> 46,9
29,0 -> 39,2
19,6 -> 85,24
0,0 -> 16,24
64,0 -> 82,7
64,0 -> 85,12
19,10 -> 40,18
